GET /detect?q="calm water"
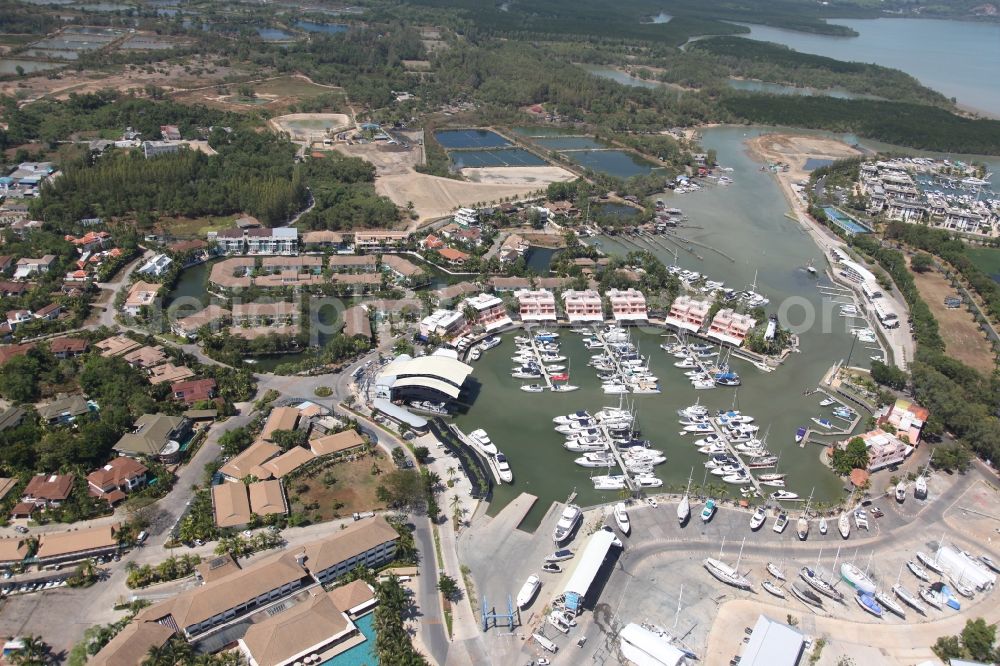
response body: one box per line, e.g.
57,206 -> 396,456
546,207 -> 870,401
434,129 -> 511,149
257,27 -> 294,41
524,246 -> 557,274
457,126 -> 864,528
450,148 -> 547,168
564,149 -> 661,179
738,19 -> 1000,117
295,20 -> 348,34
594,202 -> 640,218
534,136 -> 606,151
580,64 -> 686,92
0,59 -> 61,74
728,78 -> 869,100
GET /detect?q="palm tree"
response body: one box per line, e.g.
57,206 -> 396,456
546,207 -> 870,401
446,466 -> 458,486
8,635 -> 50,666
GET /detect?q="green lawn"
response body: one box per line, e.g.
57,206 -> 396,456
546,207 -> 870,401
254,76 -> 341,101
159,215 -> 239,236
965,247 -> 1000,278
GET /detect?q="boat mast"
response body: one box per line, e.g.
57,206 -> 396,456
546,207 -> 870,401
718,535 -> 726,560
673,584 -> 684,630
735,537 -> 747,572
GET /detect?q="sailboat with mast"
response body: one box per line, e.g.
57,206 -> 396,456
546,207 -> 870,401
678,468 -> 692,525
875,563 -> 907,618
704,537 -> 752,590
797,489 -> 813,541
892,561 -> 926,615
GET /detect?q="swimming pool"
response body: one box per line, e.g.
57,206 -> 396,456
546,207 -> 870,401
320,612 -> 377,666
823,206 -> 872,235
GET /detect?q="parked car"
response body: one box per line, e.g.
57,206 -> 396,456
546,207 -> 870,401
14,526 -> 28,534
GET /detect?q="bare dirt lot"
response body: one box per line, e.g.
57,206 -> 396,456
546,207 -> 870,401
0,56 -> 253,103
331,134 -> 424,175
911,263 -> 995,369
747,133 -> 862,182
286,452 -> 393,521
377,166 -> 575,223
176,76 -> 345,114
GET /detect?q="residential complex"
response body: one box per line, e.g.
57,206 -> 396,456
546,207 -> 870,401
561,289 -> 603,323
607,288 -> 648,321
706,308 -> 756,346
664,295 -> 710,333
514,288 -> 558,322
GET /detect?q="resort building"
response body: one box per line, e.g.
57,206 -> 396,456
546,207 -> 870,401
219,441 -> 281,482
260,406 -> 300,443
851,429 -> 914,472
171,305 -> 231,339
113,414 -> 191,463
419,309 -> 466,339
89,621 -> 174,666
839,259 -> 878,286
607,288 -> 648,322
208,257 -> 254,290
462,293 -> 512,331
302,231 -> 349,251
438,247 -> 470,265
706,309 -> 756,346
878,398 -> 929,444
561,289 -> 604,323
664,295 -> 710,333
238,587 -> 363,666
122,281 -> 160,317
381,254 -> 424,282
309,430 -> 366,457
514,289 -> 557,322
134,518 -> 397,640
35,525 -> 120,565
212,480 -> 287,527
0,539 -> 29,568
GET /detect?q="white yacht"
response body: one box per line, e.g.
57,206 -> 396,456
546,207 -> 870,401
494,452 -> 513,483
553,504 -> 583,544
854,509 -> 869,530
516,574 -> 540,609
520,384 -> 545,393
468,429 -> 498,456
574,452 -> 615,468
592,475 -> 628,490
772,512 -> 789,533
613,503 -> 631,535
749,506 -> 767,531
838,512 -> 851,539
895,481 -> 907,502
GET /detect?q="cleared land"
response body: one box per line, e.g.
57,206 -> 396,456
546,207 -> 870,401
286,452 -> 393,521
747,133 -> 861,182
910,262 -> 995,369
176,76 -> 344,113
377,166 -> 575,224
270,112 -> 353,141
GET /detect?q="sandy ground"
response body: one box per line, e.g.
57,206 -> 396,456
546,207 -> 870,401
747,133 -> 861,183
0,56 -> 249,104
910,262 -> 995,369
270,113 -> 353,141
331,135 -> 424,176
377,166 -> 575,222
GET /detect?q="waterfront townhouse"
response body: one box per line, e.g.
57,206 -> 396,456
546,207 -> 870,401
879,397 -> 929,444
95,334 -> 142,357
137,253 -> 173,277
561,289 -> 604,323
208,227 -> 298,255
438,247 -> 470,265
419,309 -> 466,339
462,293 -> 512,331
607,288 -> 648,322
87,457 -> 148,504
328,255 -> 377,273
514,289 -> 557,322
122,281 -> 161,316
706,308 -> 757,346
343,304 -> 372,341
261,255 -> 323,274
885,198 -> 928,223
171,304 -> 231,339
232,301 -> 299,327
381,254 -> 424,283
208,257 -> 254,290
302,230 -> 350,252
851,429 -> 914,472
943,207 -> 990,235
354,230 -> 410,253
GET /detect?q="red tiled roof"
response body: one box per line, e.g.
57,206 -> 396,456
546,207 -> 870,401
49,337 -> 88,354
23,473 -> 74,501
171,378 -> 217,404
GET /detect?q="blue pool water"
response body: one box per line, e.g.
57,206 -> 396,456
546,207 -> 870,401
823,206 -> 871,235
449,148 -> 546,168
321,612 -> 377,666
434,129 -> 511,149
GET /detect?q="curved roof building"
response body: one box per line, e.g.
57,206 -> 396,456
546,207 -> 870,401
375,351 -> 473,403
